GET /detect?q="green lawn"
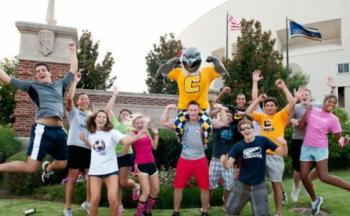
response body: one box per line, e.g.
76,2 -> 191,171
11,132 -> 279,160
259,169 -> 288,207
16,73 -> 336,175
0,170 -> 349,215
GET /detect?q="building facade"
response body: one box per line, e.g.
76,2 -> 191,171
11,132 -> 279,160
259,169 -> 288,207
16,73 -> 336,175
178,0 -> 350,110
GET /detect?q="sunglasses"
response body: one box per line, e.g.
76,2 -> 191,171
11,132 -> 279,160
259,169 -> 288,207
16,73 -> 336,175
239,126 -> 252,131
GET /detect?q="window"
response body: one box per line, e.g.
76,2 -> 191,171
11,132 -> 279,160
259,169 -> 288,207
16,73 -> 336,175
338,63 -> 349,73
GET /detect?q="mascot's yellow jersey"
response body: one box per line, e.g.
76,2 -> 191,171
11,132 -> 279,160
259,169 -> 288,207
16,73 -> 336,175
167,66 -> 220,110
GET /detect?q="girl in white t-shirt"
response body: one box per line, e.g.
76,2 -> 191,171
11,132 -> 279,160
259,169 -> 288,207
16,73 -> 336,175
81,110 -> 144,216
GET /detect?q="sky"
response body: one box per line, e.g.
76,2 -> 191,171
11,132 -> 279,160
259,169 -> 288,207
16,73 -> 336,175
0,0 -> 227,93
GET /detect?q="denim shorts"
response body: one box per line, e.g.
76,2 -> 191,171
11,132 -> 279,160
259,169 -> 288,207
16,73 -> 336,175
300,145 -> 329,162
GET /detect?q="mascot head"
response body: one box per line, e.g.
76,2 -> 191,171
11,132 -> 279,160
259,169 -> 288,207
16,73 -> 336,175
182,47 -> 202,73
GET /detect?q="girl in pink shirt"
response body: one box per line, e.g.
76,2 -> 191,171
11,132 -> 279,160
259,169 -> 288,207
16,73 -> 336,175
131,114 -> 159,216
299,95 -> 350,215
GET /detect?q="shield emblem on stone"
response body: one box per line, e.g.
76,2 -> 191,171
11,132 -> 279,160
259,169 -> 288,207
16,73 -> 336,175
38,30 -> 55,56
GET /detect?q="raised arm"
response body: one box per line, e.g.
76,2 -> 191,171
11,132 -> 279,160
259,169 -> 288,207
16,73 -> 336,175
212,103 -> 228,129
150,128 -> 159,150
68,40 -> 78,75
156,57 -> 181,77
275,79 -> 299,113
66,73 -> 81,111
252,69 -> 263,101
106,85 -> 119,119
160,104 -> 177,129
206,56 -> 228,75
246,94 -> 267,117
327,76 -> 336,95
0,68 -> 11,84
212,86 -> 231,105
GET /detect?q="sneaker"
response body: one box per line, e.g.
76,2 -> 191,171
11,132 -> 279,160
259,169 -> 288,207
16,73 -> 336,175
291,184 -> 301,202
172,212 -> 180,216
81,201 -> 90,215
311,197 -> 323,216
132,183 -> 141,201
201,212 -> 209,216
118,204 -> 124,216
41,161 -> 54,184
282,191 -> 288,206
63,208 -> 73,216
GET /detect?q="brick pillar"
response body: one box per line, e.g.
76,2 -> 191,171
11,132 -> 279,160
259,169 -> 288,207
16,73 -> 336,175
13,21 -> 77,137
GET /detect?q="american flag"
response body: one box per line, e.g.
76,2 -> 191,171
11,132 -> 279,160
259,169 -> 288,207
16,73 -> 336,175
228,15 -> 241,30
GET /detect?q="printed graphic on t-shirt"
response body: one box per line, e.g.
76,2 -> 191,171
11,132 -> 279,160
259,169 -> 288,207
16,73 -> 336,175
220,128 -> 233,141
243,147 -> 262,159
92,139 -> 106,155
263,120 -> 274,131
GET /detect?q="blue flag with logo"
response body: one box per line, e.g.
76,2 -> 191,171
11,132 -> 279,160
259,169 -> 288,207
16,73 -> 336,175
289,20 -> 322,41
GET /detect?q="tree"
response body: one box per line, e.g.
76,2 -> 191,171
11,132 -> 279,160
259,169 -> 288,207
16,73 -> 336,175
145,33 -> 183,94
223,19 -> 309,106
77,30 -> 116,90
0,58 -> 17,125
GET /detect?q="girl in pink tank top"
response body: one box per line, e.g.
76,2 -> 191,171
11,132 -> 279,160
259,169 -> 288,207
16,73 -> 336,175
131,114 -> 160,216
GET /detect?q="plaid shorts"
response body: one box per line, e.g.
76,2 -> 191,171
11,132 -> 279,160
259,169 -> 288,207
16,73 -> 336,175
209,157 -> 234,190
174,109 -> 212,145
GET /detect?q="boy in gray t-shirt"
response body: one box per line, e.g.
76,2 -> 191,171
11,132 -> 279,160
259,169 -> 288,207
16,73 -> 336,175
161,101 -> 228,216
0,41 -> 78,184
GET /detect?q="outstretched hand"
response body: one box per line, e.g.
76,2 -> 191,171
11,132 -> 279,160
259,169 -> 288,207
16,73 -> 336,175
74,72 -> 82,82
166,104 -> 177,110
258,94 -> 268,102
252,69 -> 263,82
327,76 -> 336,88
112,85 -> 119,96
275,79 -> 286,89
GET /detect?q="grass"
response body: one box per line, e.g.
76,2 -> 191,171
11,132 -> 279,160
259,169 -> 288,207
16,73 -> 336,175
0,170 -> 349,215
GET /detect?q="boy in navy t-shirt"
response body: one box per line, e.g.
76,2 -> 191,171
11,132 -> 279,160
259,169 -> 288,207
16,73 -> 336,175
221,119 -> 287,216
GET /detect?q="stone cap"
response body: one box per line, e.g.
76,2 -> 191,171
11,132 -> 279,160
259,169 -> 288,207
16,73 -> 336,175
16,21 -> 78,64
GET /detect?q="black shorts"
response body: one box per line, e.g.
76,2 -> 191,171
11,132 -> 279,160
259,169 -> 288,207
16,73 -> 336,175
27,124 -> 68,161
67,145 -> 91,169
136,163 -> 158,176
289,139 -> 303,172
117,154 -> 134,168
89,170 -> 119,178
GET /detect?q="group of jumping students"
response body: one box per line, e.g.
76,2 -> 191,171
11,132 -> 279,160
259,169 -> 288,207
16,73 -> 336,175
0,43 -> 349,216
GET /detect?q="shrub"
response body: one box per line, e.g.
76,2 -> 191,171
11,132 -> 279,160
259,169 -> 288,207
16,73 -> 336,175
0,126 -> 21,163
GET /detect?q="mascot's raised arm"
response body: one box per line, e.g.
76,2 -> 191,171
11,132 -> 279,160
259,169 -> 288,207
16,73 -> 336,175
157,47 -> 228,146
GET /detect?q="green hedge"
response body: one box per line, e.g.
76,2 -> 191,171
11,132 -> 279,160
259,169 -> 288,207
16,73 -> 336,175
0,126 -> 21,163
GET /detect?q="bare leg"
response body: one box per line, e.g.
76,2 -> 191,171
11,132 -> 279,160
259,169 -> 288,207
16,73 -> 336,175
89,176 -> 102,216
46,160 -> 67,172
138,174 -> 151,202
300,161 -> 316,201
84,169 -> 91,203
106,175 -> 119,216
293,170 -> 301,187
272,182 -> 282,214
200,189 -> 210,213
0,158 -> 40,173
64,169 -> 79,209
149,173 -> 160,198
316,159 -> 350,191
174,188 -> 183,212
